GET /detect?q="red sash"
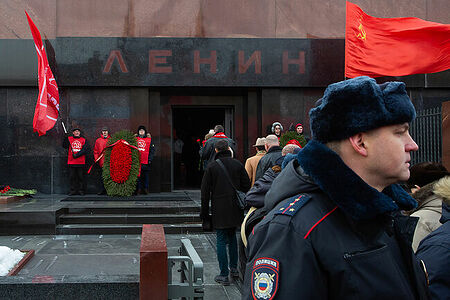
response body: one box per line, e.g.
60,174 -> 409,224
137,137 -> 151,164
94,136 -> 110,167
68,136 -> 86,165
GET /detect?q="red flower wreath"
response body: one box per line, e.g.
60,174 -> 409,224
109,142 -> 132,183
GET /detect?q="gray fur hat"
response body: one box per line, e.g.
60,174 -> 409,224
309,76 -> 416,143
271,122 -> 283,133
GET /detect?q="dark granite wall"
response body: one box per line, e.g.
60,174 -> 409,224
0,87 -> 134,194
1,84 -> 448,193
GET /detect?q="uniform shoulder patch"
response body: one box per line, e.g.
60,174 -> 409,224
274,194 -> 311,217
251,257 -> 279,300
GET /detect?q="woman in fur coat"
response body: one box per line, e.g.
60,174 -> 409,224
407,162 -> 450,251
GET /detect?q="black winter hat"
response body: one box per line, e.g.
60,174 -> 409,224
407,162 -> 449,188
137,125 -> 147,134
309,76 -> 416,143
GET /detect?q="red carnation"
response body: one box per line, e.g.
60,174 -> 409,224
109,141 -> 132,183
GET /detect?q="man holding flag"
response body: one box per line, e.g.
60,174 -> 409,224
63,127 -> 90,196
25,11 -> 60,136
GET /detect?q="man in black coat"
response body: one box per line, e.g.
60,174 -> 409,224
243,76 -> 430,299
254,134 -> 282,181
201,139 -> 250,286
200,125 -> 237,167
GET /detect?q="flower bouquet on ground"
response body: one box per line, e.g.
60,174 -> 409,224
103,130 -> 140,197
0,186 -> 37,204
0,186 -> 37,196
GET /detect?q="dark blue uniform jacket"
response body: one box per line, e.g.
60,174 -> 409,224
243,140 -> 430,300
416,202 -> 450,300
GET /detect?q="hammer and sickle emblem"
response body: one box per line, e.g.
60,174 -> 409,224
356,22 -> 367,41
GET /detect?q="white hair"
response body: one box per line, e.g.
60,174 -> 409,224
282,144 -> 300,156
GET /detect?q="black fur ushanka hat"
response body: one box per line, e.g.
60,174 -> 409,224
309,76 -> 416,143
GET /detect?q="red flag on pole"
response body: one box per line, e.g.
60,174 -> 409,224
345,1 -> 450,78
25,11 -> 59,136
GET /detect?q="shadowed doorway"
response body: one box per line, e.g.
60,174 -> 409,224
172,106 -> 233,189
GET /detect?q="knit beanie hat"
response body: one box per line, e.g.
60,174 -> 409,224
407,162 -> 449,188
309,76 -> 416,143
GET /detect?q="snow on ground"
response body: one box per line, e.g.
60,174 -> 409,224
0,246 -> 25,276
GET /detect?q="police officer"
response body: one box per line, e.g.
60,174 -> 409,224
243,76 -> 430,299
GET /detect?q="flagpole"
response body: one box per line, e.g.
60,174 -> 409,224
61,121 -> 67,134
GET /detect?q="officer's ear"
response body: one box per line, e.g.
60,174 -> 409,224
348,133 -> 368,157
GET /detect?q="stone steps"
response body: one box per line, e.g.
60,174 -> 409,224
56,200 -> 203,234
56,223 -> 203,235
64,205 -> 200,215
0,193 -> 204,235
59,213 -> 200,224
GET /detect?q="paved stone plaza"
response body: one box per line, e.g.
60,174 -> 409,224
0,191 -> 242,299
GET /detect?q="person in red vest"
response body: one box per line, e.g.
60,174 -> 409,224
63,127 -> 90,195
93,126 -> 110,195
136,125 -> 155,195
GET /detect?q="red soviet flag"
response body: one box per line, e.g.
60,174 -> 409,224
25,11 -> 59,136
345,2 -> 450,78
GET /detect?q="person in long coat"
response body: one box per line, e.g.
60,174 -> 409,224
201,139 -> 250,285
244,138 -> 266,186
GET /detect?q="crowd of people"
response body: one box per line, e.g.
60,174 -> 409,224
60,75 -> 449,298
200,76 -> 449,299
62,125 -> 155,195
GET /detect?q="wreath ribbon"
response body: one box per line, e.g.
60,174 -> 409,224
87,139 -> 139,174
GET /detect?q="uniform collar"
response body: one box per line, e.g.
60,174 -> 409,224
296,140 -> 417,221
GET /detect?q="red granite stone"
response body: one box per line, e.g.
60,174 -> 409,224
140,224 -> 168,300
7,249 -> 35,276
31,275 -> 55,283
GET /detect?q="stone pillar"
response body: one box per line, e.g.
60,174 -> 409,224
140,224 -> 167,300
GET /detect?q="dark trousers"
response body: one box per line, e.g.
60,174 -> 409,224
216,228 -> 238,276
69,166 -> 85,193
138,169 -> 150,190
95,165 -> 106,193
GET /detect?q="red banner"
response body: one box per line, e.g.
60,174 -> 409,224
25,11 -> 60,136
345,2 -> 450,78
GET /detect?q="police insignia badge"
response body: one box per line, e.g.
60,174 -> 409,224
251,257 -> 279,300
